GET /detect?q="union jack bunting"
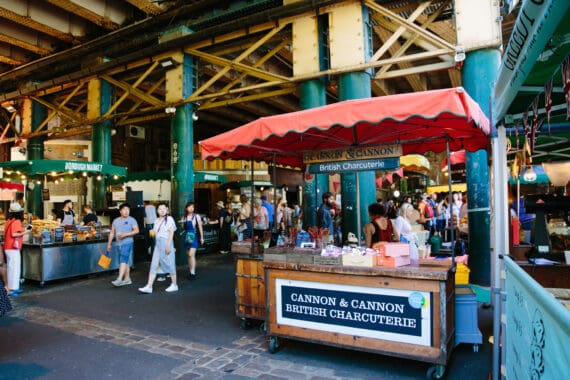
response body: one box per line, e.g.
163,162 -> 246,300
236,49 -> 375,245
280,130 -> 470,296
544,78 -> 553,133
563,54 -> 570,119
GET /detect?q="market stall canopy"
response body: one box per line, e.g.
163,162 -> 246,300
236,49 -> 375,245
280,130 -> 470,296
427,183 -> 467,194
115,170 -> 227,183
0,181 -> 24,191
200,87 -> 490,168
400,154 -> 430,172
0,160 -> 126,177
441,150 -> 466,171
219,180 -> 273,190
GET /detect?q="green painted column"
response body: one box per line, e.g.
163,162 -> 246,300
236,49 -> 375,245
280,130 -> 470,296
170,54 -> 194,221
300,79 -> 327,229
339,72 -> 374,244
462,48 -> 500,286
27,100 -> 47,217
92,79 -> 112,209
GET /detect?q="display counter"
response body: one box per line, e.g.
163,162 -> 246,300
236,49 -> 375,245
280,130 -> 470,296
22,239 -> 133,286
263,259 -> 455,379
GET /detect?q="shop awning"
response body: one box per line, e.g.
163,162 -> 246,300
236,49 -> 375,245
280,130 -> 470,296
219,180 -> 273,190
400,154 -> 430,172
0,160 -> 126,177
116,170 -> 227,183
441,150 -> 466,171
0,181 -> 24,191
200,87 -> 490,168
427,183 -> 467,194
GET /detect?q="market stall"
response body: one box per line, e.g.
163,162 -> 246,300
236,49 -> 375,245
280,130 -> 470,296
200,87 -> 490,378
0,159 -> 128,284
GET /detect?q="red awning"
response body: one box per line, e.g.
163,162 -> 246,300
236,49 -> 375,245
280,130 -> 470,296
0,181 -> 24,191
441,150 -> 467,171
200,87 -> 490,168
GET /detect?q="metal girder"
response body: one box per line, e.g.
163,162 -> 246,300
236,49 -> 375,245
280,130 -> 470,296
43,0 -> 124,30
0,33 -> 51,55
0,4 -> 78,44
199,87 -> 297,110
125,0 -> 164,16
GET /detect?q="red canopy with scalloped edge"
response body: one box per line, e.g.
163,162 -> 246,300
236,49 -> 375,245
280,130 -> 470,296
200,87 -> 490,168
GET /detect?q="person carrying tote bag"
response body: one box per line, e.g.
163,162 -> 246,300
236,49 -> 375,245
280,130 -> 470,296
181,202 -> 204,280
4,203 -> 31,296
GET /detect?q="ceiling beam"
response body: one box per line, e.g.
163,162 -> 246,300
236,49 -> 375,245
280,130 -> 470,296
0,6 -> 78,43
43,0 -> 120,30
0,33 -> 51,55
125,0 -> 165,16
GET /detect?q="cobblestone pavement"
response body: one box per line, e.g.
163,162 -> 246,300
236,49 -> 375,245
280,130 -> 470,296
0,253 -> 493,379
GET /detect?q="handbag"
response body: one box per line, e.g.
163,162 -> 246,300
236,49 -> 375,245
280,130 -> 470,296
98,251 -> 112,269
185,230 -> 196,245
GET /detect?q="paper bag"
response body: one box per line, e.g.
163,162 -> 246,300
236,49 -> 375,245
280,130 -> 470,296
98,251 -> 111,269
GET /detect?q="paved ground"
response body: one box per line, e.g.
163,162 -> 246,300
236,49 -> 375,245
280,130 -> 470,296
0,252 -> 493,379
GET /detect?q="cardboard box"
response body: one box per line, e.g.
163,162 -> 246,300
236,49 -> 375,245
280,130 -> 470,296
376,255 -> 411,267
373,242 -> 410,257
342,254 -> 376,267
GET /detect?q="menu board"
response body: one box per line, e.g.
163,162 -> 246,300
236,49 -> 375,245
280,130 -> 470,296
54,227 -> 64,242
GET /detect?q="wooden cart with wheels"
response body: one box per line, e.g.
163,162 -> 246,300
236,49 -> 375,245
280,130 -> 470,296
264,260 -> 455,379
235,254 -> 266,331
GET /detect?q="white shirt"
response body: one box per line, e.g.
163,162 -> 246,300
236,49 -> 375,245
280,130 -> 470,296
153,216 -> 176,239
144,204 -> 157,225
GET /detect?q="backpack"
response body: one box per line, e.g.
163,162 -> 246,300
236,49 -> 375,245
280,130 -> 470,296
423,200 -> 435,218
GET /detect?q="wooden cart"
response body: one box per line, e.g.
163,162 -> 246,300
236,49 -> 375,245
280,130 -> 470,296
263,259 -> 455,379
235,254 -> 266,330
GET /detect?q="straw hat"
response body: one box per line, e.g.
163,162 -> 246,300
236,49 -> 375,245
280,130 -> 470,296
9,202 -> 23,213
216,201 -> 224,208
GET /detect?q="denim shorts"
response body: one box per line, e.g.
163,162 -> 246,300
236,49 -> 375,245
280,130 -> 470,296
117,242 -> 133,264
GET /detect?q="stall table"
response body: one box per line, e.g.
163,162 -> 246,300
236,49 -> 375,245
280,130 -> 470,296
235,254 -> 266,329
263,259 -> 455,379
23,240 -> 133,286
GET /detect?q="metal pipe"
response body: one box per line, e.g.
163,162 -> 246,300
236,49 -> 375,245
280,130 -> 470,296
446,138 -> 455,262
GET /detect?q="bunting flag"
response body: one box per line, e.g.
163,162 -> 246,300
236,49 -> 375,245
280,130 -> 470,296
544,78 -> 553,133
394,168 -> 404,178
375,177 -> 383,188
563,54 -> 570,119
385,172 -> 394,184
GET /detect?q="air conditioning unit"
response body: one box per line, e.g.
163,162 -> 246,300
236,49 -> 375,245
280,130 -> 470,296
128,125 -> 145,139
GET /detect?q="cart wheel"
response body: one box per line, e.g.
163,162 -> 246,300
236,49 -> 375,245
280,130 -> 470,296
268,336 -> 280,354
240,318 -> 252,330
258,321 -> 266,333
473,344 -> 479,353
426,365 -> 445,379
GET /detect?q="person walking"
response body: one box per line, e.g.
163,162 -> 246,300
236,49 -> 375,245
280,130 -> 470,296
4,203 -> 32,296
181,202 -> 204,279
143,201 -> 157,255
107,203 -> 139,287
138,203 -> 178,294
217,201 -> 232,254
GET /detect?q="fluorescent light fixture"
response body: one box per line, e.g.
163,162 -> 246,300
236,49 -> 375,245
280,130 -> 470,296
158,58 -> 180,69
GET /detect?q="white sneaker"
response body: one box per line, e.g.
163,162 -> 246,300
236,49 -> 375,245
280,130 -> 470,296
165,284 -> 179,293
111,279 -> 122,287
121,279 -> 132,286
138,285 -> 153,294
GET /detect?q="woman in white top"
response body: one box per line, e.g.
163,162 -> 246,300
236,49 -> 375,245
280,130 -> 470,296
389,205 -> 413,242
138,203 -> 178,294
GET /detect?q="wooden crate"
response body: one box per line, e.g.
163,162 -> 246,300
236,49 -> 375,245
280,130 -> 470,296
235,256 -> 266,321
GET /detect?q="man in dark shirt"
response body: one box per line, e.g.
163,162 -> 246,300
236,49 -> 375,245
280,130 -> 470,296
317,192 -> 335,234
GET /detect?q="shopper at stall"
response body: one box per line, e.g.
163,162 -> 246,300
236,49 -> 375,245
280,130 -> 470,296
388,205 -> 412,242
181,202 -> 204,279
4,202 -> 32,296
364,203 -> 393,247
143,201 -> 157,255
57,199 -> 78,226
138,203 -> 178,294
317,191 -> 335,235
253,198 -> 269,240
217,201 -> 232,254
107,203 -> 139,287
238,195 -> 252,241
260,195 -> 274,230
81,204 -> 98,225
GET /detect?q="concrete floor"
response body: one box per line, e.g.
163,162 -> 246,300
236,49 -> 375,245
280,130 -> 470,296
0,252 -> 493,379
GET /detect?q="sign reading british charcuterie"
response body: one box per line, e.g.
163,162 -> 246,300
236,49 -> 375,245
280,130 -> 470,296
307,157 -> 400,174
275,279 -> 431,346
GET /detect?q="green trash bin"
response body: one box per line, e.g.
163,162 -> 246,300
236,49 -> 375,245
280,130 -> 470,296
429,235 -> 442,254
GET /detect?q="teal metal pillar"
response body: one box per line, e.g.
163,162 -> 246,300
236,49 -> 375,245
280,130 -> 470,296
92,79 -> 112,209
300,79 -> 327,228
462,48 -> 500,286
170,54 -> 195,220
339,72 -> 374,244
27,100 -> 47,217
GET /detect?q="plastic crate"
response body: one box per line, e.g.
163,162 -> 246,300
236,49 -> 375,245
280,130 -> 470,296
455,263 -> 470,285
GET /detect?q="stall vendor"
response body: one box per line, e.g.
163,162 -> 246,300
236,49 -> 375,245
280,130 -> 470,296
57,199 -> 78,226
82,204 -> 98,226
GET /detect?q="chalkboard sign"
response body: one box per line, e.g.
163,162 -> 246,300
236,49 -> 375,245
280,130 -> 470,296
42,188 -> 50,201
54,227 -> 64,242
